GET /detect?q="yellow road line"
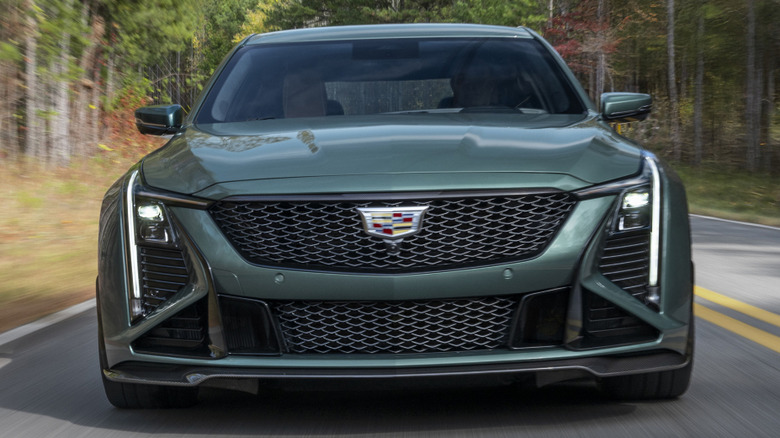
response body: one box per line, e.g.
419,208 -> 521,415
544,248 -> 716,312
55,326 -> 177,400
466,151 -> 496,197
695,286 -> 780,329
694,303 -> 780,354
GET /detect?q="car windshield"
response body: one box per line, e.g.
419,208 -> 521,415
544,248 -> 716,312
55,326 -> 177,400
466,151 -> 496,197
195,37 -> 586,124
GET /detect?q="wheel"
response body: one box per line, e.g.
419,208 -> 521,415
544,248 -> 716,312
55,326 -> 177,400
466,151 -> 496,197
101,373 -> 199,409
600,320 -> 694,400
97,280 -> 198,409
599,360 -> 692,400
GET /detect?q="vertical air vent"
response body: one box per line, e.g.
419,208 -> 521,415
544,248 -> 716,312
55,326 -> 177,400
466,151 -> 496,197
599,231 -> 652,306
139,246 -> 190,314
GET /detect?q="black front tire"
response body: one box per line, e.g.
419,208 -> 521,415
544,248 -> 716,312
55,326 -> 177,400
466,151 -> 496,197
101,373 -> 199,409
97,280 -> 199,409
600,319 -> 694,400
599,359 -> 693,400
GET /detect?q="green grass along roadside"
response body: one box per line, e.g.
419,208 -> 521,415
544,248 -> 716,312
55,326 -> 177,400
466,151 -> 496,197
0,159 -> 778,335
675,165 -> 780,228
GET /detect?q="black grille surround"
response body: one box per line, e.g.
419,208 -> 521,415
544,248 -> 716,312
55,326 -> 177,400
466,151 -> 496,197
209,192 -> 577,273
271,296 -> 520,354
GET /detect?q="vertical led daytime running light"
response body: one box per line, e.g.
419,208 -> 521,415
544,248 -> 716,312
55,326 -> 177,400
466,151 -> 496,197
125,170 -> 143,319
646,156 -> 661,287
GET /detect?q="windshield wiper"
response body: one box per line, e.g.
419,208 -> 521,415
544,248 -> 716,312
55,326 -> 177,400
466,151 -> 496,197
380,108 -> 461,115
240,116 -> 277,122
458,106 -> 523,114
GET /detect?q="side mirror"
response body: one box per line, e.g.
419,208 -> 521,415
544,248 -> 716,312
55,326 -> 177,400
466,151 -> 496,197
135,104 -> 184,136
600,93 -> 652,123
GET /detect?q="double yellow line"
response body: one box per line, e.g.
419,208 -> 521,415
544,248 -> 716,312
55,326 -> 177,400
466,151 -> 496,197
694,286 -> 780,354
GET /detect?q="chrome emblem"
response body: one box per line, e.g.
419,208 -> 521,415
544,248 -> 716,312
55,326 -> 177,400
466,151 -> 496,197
356,206 -> 429,240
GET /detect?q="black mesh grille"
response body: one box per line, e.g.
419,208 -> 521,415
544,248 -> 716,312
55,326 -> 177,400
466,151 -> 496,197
209,193 -> 576,272
272,296 -> 520,354
139,247 -> 189,314
599,231 -> 650,304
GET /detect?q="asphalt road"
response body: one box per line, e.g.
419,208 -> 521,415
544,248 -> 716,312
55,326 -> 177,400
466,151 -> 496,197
0,215 -> 778,438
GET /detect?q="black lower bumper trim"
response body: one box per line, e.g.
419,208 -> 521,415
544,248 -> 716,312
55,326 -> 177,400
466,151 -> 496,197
105,350 -> 689,387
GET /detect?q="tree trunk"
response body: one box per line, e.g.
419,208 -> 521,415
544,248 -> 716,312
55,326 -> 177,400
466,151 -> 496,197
71,0 -> 89,157
766,68 -> 774,173
693,6 -> 705,166
72,2 -> 103,157
50,0 -> 74,166
0,60 -> 9,160
103,47 -> 115,140
89,51 -> 103,150
667,0 -> 681,161
24,0 -> 43,161
745,0 -> 759,171
680,52 -> 687,102
105,23 -> 116,112
595,0 -> 607,105
0,0 -> 17,160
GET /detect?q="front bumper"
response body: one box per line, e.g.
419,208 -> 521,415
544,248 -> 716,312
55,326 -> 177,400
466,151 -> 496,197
98,160 -> 693,387
105,349 -> 690,387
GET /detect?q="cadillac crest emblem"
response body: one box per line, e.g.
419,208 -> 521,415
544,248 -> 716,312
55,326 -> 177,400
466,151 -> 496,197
356,206 -> 429,240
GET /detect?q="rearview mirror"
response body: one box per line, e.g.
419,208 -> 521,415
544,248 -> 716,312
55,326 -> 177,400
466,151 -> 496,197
135,104 -> 184,136
600,93 -> 652,123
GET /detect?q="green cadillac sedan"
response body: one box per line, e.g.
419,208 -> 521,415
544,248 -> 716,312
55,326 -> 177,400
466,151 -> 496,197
97,23 -> 693,408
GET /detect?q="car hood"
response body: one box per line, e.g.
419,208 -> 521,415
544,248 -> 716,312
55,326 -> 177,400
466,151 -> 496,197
141,114 -> 643,197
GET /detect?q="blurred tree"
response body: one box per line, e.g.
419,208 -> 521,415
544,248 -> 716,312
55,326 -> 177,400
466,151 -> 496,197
236,0 -> 287,37
23,0 -> 43,161
543,0 -> 620,102
692,0 -> 704,166
0,0 -> 776,172
106,0 -> 199,66
259,0 -> 544,29
196,0 -> 257,75
0,0 -> 23,161
667,0 -> 681,161
450,0 -> 545,27
745,0 -> 758,171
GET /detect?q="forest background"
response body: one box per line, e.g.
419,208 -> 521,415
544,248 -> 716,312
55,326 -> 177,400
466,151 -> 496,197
0,0 -> 778,332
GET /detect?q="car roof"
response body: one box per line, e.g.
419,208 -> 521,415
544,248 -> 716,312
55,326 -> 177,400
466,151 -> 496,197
244,23 -> 534,45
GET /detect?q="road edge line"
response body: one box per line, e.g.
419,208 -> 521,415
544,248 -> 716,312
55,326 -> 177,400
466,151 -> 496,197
694,303 -> 780,354
0,299 -> 96,348
690,214 -> 780,231
695,286 -> 780,328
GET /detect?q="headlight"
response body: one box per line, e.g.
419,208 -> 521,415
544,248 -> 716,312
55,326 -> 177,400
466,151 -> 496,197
581,153 -> 664,310
607,155 -> 661,308
136,202 -> 174,244
617,188 -> 651,232
124,170 -> 182,321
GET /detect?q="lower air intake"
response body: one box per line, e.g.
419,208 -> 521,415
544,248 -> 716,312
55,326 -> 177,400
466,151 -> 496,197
220,296 -> 281,355
578,291 -> 659,348
272,296 -> 520,354
133,299 -> 210,357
